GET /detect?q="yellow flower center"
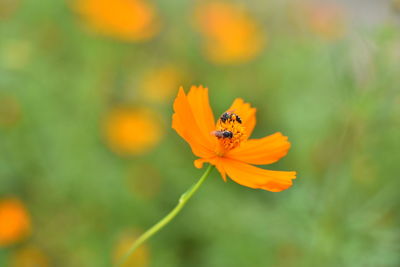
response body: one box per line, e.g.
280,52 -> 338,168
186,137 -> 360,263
213,112 -> 246,155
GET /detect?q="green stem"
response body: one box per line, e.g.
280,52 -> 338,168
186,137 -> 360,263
117,164 -> 214,266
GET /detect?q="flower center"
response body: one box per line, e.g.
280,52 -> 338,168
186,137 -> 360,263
213,112 -> 246,155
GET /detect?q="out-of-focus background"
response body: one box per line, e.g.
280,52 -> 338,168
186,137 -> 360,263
0,0 -> 399,266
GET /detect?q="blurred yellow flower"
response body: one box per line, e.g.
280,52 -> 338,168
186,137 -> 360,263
139,66 -> 184,103
113,230 -> 150,267
11,246 -> 49,267
74,0 -> 159,42
195,2 -> 265,65
104,107 -> 163,156
306,3 -> 346,41
0,198 -> 31,247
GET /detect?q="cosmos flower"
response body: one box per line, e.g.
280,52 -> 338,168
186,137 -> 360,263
118,86 -> 297,264
73,0 -> 159,42
0,198 -> 31,246
195,2 -> 265,65
172,86 -> 296,192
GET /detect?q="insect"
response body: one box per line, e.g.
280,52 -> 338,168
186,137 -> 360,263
220,112 -> 242,124
212,130 -> 233,139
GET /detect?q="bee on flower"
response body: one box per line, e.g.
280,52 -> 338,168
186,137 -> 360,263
117,85 -> 296,264
172,86 -> 296,192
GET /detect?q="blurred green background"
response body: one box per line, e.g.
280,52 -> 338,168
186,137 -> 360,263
0,0 -> 399,266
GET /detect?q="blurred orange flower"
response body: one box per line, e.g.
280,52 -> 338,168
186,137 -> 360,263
139,66 -> 184,103
195,2 -> 265,65
0,198 -> 31,246
172,86 -> 296,192
104,107 -> 163,156
74,0 -> 159,42
113,229 -> 150,267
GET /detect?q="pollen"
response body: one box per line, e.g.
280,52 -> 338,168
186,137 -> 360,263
214,112 -> 246,153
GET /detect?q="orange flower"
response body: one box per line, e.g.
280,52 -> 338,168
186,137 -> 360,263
0,198 -> 31,246
74,0 -> 159,42
195,2 -> 265,65
172,86 -> 296,192
104,107 -> 163,156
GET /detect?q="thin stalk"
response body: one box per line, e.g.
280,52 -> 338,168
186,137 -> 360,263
117,164 -> 214,266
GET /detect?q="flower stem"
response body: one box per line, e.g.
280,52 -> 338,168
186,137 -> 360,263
116,164 -> 214,266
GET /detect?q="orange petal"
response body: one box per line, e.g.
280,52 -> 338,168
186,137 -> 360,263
227,98 -> 256,138
225,132 -> 291,165
219,158 -> 296,192
186,86 -> 216,140
214,159 -> 227,182
194,157 -> 227,182
194,158 -> 208,169
172,87 -> 215,158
